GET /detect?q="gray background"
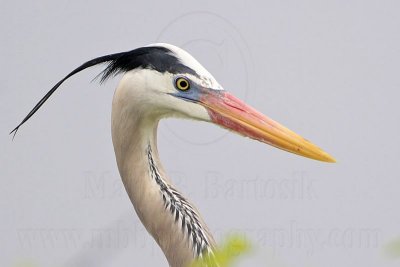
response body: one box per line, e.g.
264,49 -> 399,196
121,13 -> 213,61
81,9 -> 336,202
1,1 -> 399,266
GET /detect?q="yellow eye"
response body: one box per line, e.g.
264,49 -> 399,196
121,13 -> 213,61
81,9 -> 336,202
175,77 -> 190,91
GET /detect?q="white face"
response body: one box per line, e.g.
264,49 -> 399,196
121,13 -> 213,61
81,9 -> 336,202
116,44 -> 224,122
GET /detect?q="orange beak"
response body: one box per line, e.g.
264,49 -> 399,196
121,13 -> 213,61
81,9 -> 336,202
200,90 -> 336,163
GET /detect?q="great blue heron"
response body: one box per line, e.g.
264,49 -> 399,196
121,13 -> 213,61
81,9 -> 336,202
12,43 -> 335,267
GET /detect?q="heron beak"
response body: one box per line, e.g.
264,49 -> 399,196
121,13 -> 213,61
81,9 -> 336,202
200,90 -> 336,162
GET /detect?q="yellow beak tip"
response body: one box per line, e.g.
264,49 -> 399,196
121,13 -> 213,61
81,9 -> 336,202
326,157 -> 337,163
320,153 -> 337,163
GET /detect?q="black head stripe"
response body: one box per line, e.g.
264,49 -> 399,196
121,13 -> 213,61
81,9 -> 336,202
10,46 -> 198,137
100,46 -> 198,83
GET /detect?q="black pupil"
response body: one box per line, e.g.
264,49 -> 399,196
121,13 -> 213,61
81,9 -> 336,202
179,80 -> 188,88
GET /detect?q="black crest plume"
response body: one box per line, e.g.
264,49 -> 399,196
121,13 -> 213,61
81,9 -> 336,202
10,46 -> 197,138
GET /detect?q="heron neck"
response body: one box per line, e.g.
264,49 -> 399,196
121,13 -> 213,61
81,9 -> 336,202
111,97 -> 215,267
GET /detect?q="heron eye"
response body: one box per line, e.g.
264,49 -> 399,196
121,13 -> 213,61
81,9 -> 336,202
175,77 -> 190,91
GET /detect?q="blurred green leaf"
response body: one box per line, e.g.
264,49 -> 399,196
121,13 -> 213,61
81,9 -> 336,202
384,238 -> 400,258
12,260 -> 39,267
191,235 -> 252,267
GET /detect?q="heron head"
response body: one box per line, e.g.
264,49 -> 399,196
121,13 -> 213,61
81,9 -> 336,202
12,43 -> 335,162
117,44 -> 335,162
